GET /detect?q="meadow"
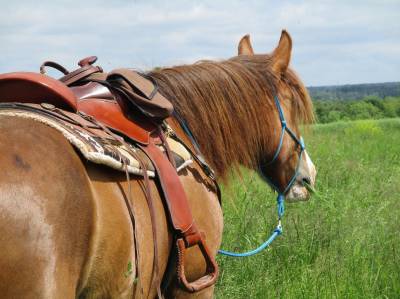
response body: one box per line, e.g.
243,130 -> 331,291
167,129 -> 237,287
216,118 -> 400,298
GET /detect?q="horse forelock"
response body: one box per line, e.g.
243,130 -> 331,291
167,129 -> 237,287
149,54 -> 314,179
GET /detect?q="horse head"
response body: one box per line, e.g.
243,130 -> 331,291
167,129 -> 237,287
237,31 -> 317,201
151,31 -> 316,201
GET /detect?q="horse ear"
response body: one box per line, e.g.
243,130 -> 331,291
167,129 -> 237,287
238,34 -> 254,55
271,30 -> 292,74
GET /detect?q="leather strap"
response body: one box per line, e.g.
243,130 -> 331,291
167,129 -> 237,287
140,131 -> 218,292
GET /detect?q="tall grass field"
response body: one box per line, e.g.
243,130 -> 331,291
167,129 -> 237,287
216,118 -> 400,298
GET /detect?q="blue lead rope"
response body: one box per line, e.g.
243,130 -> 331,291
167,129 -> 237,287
218,193 -> 284,257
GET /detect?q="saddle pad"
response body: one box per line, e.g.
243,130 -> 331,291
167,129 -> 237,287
0,105 -> 192,177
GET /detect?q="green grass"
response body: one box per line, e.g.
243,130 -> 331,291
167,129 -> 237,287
216,118 -> 400,299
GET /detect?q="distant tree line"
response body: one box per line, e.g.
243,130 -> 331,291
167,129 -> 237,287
308,82 -> 400,101
313,96 -> 400,123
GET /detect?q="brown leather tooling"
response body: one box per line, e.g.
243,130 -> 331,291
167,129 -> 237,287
0,56 -> 219,294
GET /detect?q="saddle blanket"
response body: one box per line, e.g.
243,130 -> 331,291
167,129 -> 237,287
0,104 -> 192,177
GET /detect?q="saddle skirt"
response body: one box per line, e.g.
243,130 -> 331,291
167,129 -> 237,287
0,103 -> 192,178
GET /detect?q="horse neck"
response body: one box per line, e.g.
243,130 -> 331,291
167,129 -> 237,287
150,62 -> 277,178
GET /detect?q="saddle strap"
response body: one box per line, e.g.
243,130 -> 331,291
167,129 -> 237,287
139,133 -> 218,293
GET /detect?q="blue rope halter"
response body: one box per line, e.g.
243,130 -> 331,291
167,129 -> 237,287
218,95 -> 305,257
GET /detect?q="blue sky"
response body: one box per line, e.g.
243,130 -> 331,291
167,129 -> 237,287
1,0 -> 399,86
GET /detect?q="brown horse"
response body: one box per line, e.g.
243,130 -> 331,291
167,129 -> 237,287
0,30 -> 315,298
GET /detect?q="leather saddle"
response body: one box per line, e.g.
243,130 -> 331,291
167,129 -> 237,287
0,56 -> 219,293
0,56 -> 173,144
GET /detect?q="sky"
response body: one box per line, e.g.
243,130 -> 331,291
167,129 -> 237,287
1,0 -> 399,86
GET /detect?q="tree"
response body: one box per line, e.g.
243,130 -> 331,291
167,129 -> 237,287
346,101 -> 383,120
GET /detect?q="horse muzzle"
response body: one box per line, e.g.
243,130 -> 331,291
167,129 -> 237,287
286,150 -> 316,202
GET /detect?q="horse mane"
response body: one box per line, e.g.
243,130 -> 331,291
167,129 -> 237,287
149,54 -> 314,178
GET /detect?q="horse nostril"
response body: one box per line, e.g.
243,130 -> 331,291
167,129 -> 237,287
302,177 -> 311,186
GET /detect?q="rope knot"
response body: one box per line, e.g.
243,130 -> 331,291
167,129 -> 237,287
274,226 -> 283,235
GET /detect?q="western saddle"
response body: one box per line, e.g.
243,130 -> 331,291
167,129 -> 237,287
0,56 -> 219,293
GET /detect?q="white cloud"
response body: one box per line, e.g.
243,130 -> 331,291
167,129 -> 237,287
0,0 -> 399,85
